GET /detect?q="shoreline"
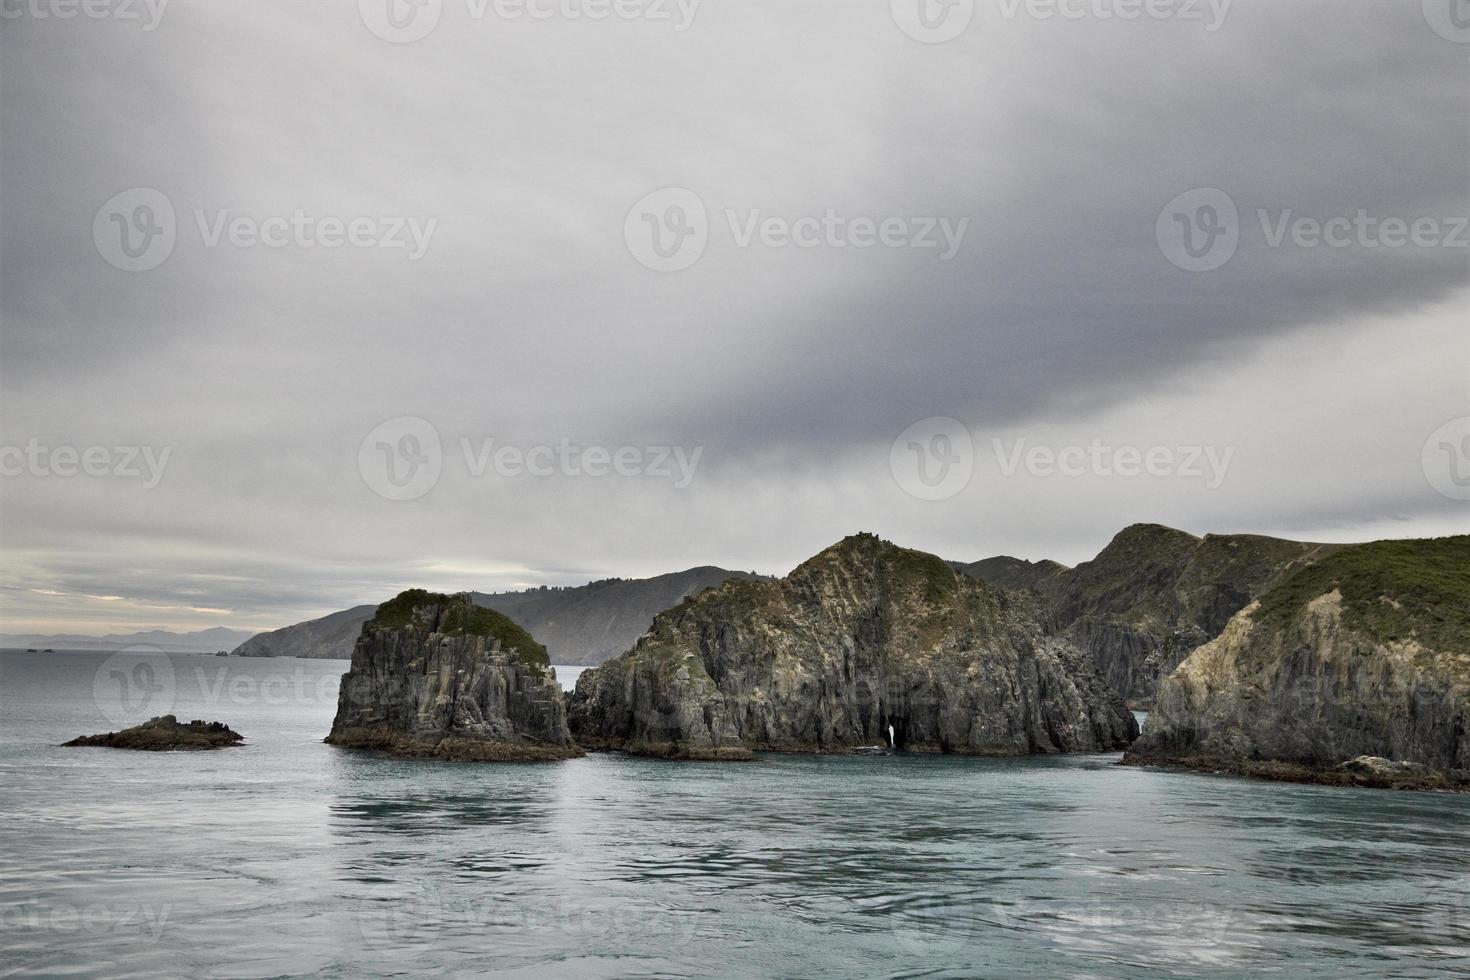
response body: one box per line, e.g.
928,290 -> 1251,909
1120,753 -> 1470,793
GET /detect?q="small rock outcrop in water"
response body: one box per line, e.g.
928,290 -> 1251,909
326,590 -> 581,762
568,534 -> 1137,760
64,715 -> 243,750
1125,536 -> 1470,790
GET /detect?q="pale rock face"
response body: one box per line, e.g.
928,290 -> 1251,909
569,534 -> 1138,760
1133,592 -> 1470,772
327,593 -> 581,762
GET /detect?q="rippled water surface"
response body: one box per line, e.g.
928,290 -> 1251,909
3,651 -> 1469,978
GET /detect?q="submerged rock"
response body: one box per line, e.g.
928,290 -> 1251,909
64,715 -> 243,751
568,534 -> 1137,760
326,590 -> 582,762
1125,536 -> 1470,790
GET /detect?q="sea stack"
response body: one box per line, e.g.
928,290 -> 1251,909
568,534 -> 1138,760
1126,536 -> 1470,789
326,590 -> 581,761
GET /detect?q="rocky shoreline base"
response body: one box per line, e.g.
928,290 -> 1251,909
1120,753 -> 1470,792
325,726 -> 583,762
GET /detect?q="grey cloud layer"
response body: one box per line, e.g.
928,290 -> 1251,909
1,0 -> 1466,630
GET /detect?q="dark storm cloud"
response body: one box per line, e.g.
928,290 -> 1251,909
0,0 -> 1465,630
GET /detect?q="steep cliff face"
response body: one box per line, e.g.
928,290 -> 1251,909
1014,524 -> 1343,706
326,590 -> 581,761
1127,536 -> 1470,785
568,535 -> 1137,760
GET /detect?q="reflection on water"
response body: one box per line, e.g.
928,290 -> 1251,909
2,650 -> 1469,978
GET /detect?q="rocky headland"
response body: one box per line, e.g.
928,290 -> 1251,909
962,524 -> 1345,707
64,715 -> 244,751
325,590 -> 581,762
1125,536 -> 1470,791
568,534 -> 1138,760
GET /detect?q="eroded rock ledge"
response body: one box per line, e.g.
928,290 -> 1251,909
65,715 -> 244,751
326,590 -> 582,762
569,534 -> 1137,760
1125,536 -> 1470,791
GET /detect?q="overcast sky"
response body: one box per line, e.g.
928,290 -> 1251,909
2,0 -> 1467,635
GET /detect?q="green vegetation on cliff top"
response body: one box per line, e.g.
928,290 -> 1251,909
1254,536 -> 1470,652
368,589 -> 551,668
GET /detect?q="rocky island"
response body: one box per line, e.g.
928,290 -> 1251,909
568,534 -> 1137,760
1125,536 -> 1470,790
325,589 -> 581,762
64,715 -> 244,751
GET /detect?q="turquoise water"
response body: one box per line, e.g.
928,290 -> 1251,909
2,650 -> 1468,978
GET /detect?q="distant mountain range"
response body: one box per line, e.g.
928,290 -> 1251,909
0,626 -> 256,653
230,567 -> 771,664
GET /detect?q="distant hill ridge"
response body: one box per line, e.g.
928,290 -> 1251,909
1,626 -> 255,653
958,524 -> 1347,705
230,566 -> 770,664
